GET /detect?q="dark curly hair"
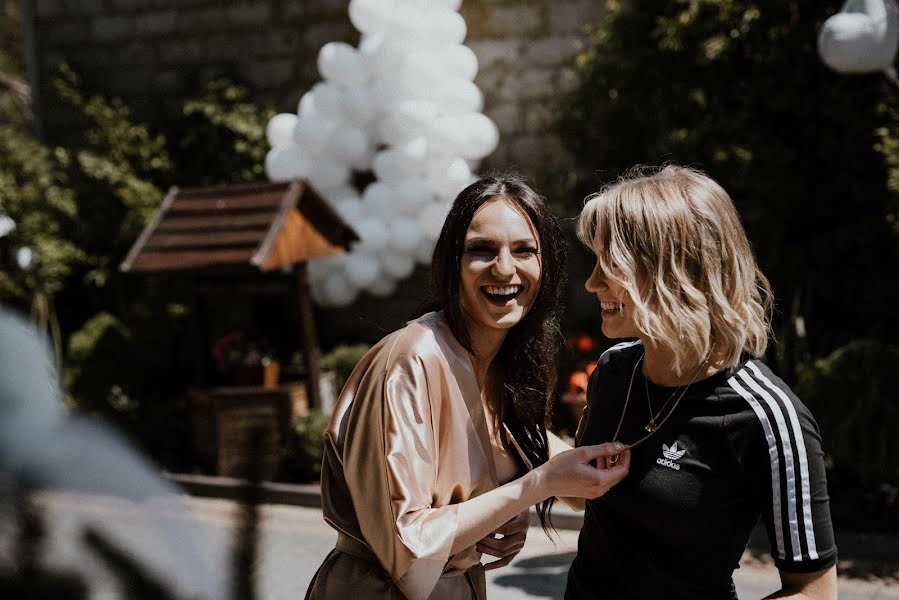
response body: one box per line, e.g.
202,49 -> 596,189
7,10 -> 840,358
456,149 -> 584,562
428,173 -> 566,530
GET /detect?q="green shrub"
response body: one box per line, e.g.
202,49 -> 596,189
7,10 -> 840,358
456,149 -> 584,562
320,343 -> 371,393
279,410 -> 331,483
795,340 -> 899,532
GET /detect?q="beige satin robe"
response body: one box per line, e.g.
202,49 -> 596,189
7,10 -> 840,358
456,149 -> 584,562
306,312 -> 531,600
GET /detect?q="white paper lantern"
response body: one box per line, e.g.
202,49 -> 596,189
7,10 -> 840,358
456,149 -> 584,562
265,146 -> 310,181
266,113 -> 299,147
318,42 -> 367,86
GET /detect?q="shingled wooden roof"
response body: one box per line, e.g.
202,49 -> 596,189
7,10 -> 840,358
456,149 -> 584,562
120,180 -> 358,273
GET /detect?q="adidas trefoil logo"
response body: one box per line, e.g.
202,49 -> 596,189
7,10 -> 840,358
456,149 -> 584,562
657,441 -> 686,470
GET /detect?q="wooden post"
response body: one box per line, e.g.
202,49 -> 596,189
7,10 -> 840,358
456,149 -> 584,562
296,262 -> 321,410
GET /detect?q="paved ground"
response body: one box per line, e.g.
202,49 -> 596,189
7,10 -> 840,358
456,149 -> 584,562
8,494 -> 899,599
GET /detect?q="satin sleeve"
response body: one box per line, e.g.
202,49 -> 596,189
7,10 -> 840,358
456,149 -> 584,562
341,350 -> 459,600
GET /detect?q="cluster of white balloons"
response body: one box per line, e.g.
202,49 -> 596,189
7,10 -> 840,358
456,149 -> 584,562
818,0 -> 898,74
0,212 -> 33,270
264,0 -> 499,306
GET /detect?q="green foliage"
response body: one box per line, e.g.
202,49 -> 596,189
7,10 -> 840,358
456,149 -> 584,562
795,340 -> 899,531
279,411 -> 331,483
554,0 -> 899,364
177,79 -> 276,186
319,343 -> 371,393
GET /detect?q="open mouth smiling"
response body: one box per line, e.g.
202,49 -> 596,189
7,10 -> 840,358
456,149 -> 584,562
481,284 -> 524,304
600,300 -> 623,312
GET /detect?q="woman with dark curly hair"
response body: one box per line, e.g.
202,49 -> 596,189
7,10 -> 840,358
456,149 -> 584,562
306,175 -> 630,600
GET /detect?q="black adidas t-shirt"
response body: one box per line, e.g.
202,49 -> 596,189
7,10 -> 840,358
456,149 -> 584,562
566,341 -> 837,600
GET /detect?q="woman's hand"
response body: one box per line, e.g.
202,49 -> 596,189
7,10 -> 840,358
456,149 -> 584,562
537,442 -> 631,500
476,509 -> 529,571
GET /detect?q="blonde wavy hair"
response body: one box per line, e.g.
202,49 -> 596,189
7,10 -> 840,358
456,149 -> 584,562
577,165 -> 773,375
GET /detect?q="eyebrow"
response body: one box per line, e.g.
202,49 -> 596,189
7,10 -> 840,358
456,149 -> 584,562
464,236 -> 538,245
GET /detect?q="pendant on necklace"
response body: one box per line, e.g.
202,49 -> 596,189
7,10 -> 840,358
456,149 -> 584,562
645,421 -> 658,433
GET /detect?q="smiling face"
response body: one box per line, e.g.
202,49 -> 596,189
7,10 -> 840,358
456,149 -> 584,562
459,197 -> 542,338
584,230 -> 643,340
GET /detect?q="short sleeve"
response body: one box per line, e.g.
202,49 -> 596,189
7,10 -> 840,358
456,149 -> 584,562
726,361 -> 837,573
340,350 -> 459,599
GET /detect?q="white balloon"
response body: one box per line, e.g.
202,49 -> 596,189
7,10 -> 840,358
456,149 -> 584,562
388,217 -> 423,253
362,181 -> 397,215
308,254 -> 340,284
434,79 -> 484,114
423,8 -> 467,44
308,158 -> 350,190
342,86 -> 377,124
818,0 -> 899,73
266,113 -> 298,147
265,146 -> 311,181
417,201 -> 450,240
400,51 -> 445,93
373,149 -> 420,182
322,273 -> 358,307
371,74 -> 412,112
344,253 -> 381,288
328,123 -> 369,163
390,0 -> 427,39
379,100 -> 439,145
366,276 -> 398,298
297,91 -> 318,117
424,0 -> 462,11
292,116 -> 335,154
349,0 -> 396,35
380,252 -> 416,279
0,215 -> 15,239
334,198 -> 366,225
312,82 -> 346,121
431,114 -> 499,160
15,247 -> 35,270
393,177 -> 433,213
318,42 -> 367,86
426,155 -> 472,199
437,44 -> 478,81
350,145 -> 377,172
320,184 -> 358,203
415,237 -> 436,265
353,217 -> 391,254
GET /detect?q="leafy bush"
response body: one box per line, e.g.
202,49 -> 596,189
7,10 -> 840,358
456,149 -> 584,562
319,343 -> 372,393
553,0 -> 899,373
795,340 -> 899,532
279,411 -> 331,483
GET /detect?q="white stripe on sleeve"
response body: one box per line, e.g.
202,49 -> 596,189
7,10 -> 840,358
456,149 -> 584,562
727,374 -> 786,560
746,361 -> 819,560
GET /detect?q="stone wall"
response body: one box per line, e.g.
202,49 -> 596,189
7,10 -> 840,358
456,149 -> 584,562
31,0 -> 606,174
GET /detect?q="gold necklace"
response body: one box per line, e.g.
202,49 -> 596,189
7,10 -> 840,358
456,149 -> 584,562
607,351 -> 707,463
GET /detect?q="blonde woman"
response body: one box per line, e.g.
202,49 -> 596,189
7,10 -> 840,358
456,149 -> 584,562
566,166 -> 837,600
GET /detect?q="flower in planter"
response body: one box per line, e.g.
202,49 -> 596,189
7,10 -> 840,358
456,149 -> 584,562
211,332 -> 277,375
